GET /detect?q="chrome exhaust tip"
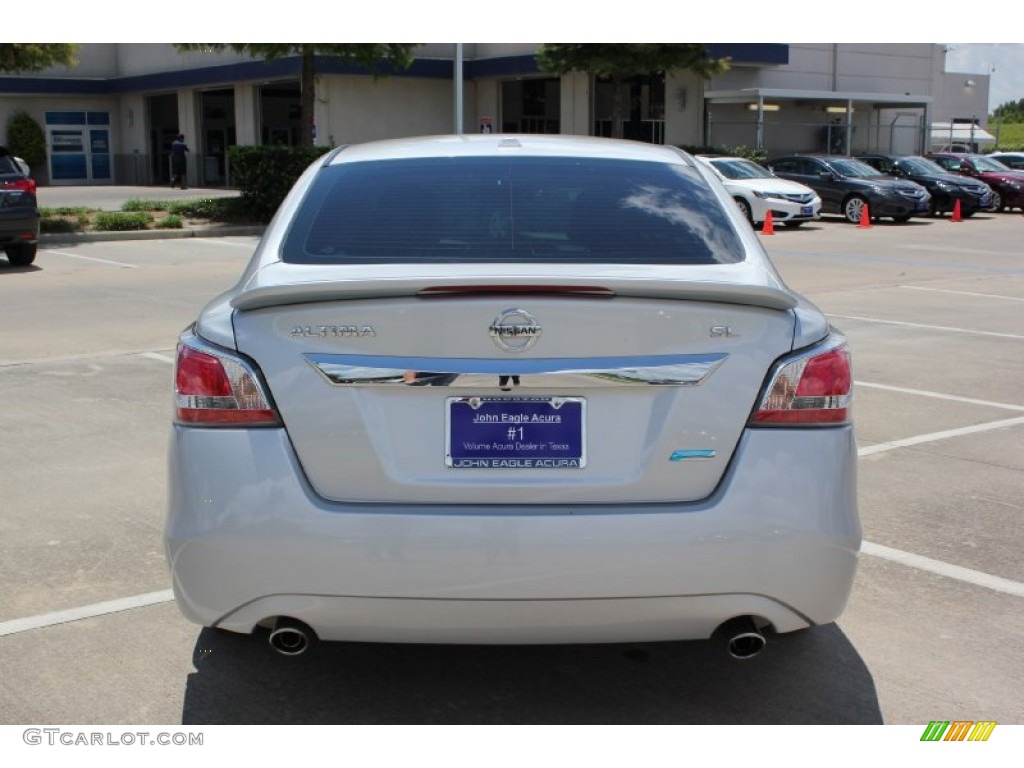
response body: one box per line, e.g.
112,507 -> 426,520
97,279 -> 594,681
268,617 -> 317,656
714,616 -> 766,660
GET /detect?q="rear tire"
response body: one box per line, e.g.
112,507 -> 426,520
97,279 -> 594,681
5,243 -> 36,266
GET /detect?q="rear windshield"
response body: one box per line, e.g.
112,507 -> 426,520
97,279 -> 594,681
281,156 -> 744,265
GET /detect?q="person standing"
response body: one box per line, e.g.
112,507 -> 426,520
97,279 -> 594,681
170,133 -> 190,189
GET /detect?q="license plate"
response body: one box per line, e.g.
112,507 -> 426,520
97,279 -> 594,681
446,397 -> 586,469
915,201 -> 929,211
800,206 -> 813,216
980,195 -> 991,207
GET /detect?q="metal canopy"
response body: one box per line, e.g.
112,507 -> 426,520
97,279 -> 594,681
704,88 -> 933,109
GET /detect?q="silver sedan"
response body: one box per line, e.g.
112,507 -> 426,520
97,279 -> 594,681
165,135 -> 859,659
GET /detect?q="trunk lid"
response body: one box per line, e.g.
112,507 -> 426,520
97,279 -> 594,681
232,269 -> 797,505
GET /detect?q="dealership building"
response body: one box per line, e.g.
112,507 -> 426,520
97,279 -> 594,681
0,43 -> 991,187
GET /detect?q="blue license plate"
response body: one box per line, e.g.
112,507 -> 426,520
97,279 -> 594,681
915,201 -> 929,211
446,397 -> 586,469
800,206 -> 813,216
980,195 -> 991,207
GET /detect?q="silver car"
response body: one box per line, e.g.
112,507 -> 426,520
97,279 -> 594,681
165,135 -> 859,659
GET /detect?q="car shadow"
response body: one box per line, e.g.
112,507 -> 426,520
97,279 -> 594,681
0,262 -> 42,274
181,624 -> 882,724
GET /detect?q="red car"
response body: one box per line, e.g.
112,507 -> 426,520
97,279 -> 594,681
926,152 -> 1024,212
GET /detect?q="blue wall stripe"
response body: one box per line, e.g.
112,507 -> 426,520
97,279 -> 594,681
0,45 -> 788,96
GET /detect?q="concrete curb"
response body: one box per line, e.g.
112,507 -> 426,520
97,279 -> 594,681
40,224 -> 265,245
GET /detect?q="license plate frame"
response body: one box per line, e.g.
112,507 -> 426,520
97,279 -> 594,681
446,396 -> 586,469
800,205 -> 813,216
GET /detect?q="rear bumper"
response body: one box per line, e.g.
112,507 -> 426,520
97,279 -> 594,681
0,210 -> 40,246
165,426 -> 860,644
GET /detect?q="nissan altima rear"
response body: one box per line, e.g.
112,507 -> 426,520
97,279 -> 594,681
165,135 -> 859,658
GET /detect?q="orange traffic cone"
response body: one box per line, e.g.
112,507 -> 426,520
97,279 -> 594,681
951,199 -> 962,222
761,210 -> 775,235
858,204 -> 872,229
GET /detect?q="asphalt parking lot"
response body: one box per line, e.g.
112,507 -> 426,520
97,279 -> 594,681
0,212 -> 1021,725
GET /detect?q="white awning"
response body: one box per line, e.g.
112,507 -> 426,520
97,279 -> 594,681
930,122 -> 996,147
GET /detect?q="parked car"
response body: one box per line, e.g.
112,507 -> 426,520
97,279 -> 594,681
695,155 -> 821,228
857,153 -> 992,217
987,151 -> 1024,171
766,154 -> 930,223
165,135 -> 860,659
0,146 -> 39,266
926,152 -> 1024,212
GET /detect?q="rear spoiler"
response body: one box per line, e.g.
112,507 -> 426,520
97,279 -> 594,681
231,277 -> 797,312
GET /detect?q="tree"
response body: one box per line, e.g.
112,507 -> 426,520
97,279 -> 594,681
0,44 -> 78,73
537,44 -> 729,139
174,44 -> 418,147
991,98 -> 1024,124
5,111 -> 47,170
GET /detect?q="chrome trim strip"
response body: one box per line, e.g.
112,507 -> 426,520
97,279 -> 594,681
304,353 -> 728,388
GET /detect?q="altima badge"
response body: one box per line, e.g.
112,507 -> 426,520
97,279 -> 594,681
489,309 -> 541,353
290,325 -> 376,338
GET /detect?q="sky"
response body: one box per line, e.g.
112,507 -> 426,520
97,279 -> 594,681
944,44 -> 1024,113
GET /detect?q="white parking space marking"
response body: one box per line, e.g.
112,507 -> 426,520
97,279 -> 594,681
899,285 -> 1024,303
861,542 -> 1024,599
141,352 -> 176,364
856,381 -> 1024,412
857,416 -> 1024,457
42,249 -> 138,269
196,239 -> 257,248
831,314 -> 1024,341
0,590 -> 174,637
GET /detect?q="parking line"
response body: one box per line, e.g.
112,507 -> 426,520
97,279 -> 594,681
0,590 -> 174,638
43,249 -> 138,269
899,285 -> 1024,303
141,352 -> 176,364
831,314 -> 1024,340
855,381 -> 1024,412
861,542 -> 1024,598
857,415 -> 1024,457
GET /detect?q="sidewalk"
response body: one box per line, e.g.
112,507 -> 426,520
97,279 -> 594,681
36,185 -> 265,244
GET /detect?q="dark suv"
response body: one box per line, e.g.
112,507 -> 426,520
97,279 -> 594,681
766,155 -> 930,223
0,146 -> 39,266
858,153 -> 992,217
926,153 -> 1024,212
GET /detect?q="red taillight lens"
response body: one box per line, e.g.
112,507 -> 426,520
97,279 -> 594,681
3,178 -> 36,194
175,343 -> 280,426
751,340 -> 852,426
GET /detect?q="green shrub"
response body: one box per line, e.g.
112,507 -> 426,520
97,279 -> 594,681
155,214 -> 184,229
228,145 -> 333,222
41,206 -> 93,218
122,199 -> 170,212
93,211 -> 151,231
5,111 -> 47,172
40,218 -> 81,234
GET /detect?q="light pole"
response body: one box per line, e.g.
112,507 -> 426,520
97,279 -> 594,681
454,43 -> 464,135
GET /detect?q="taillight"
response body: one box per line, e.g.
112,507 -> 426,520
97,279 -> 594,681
3,178 -> 36,194
174,340 -> 280,426
750,336 -> 852,426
